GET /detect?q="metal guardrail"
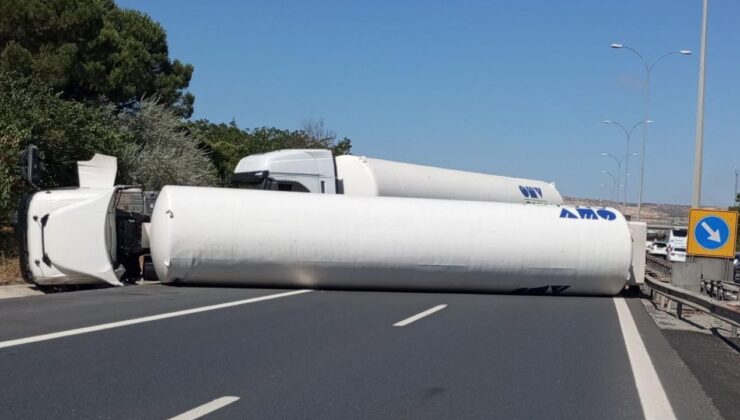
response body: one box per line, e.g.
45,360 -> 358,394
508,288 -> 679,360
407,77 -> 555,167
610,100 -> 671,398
644,276 -> 740,336
640,216 -> 689,229
645,254 -> 672,278
701,279 -> 739,302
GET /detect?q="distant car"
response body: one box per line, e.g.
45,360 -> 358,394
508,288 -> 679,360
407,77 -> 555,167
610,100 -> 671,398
734,252 -> 739,283
666,245 -> 686,263
648,242 -> 668,258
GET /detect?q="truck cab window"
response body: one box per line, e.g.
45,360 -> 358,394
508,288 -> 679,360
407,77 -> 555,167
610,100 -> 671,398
271,181 -> 310,193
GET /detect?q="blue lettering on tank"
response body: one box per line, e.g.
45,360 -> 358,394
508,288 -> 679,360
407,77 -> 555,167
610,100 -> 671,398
559,206 -> 617,221
576,208 -> 598,219
596,209 -> 617,220
519,185 -> 544,199
560,208 -> 579,219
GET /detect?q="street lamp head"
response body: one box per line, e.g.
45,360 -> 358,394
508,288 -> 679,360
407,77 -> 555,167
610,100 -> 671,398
646,120 -> 654,124
679,49 -> 692,55
601,153 -> 608,156
610,43 -> 623,49
602,120 -> 612,124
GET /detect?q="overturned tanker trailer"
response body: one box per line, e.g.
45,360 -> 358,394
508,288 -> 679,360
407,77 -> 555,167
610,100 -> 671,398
150,186 -> 632,295
233,149 -> 564,205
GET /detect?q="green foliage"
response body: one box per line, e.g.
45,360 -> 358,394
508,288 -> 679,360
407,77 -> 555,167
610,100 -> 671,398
187,119 -> 352,185
0,0 -> 194,117
0,71 -> 124,224
730,193 -> 740,247
116,99 -> 218,190
0,0 -> 359,231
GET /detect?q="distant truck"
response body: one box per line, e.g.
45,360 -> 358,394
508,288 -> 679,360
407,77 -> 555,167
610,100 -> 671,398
232,149 -> 563,205
667,227 -> 688,263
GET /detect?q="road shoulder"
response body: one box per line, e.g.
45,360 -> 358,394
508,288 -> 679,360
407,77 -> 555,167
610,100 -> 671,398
626,296 -> 723,419
0,284 -> 44,300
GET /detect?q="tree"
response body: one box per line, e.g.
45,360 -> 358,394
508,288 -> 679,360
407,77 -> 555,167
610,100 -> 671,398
0,73 -> 214,226
730,193 -> 740,247
188,119 -> 353,185
0,0 -> 195,117
0,71 -> 124,225
117,99 -> 218,190
302,118 -> 352,156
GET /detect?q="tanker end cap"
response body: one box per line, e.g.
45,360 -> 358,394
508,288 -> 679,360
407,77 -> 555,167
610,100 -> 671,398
149,186 -> 179,283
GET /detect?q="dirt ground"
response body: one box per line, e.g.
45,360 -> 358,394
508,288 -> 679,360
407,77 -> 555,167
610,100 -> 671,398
0,257 -> 22,285
0,226 -> 22,285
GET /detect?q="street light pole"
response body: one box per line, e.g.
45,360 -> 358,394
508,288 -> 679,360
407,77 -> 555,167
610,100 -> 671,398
610,44 -> 692,220
600,183 -> 610,205
734,168 -> 739,204
602,120 -> 652,207
601,153 -> 622,207
692,0 -> 709,208
601,152 -> 638,210
601,170 -> 618,205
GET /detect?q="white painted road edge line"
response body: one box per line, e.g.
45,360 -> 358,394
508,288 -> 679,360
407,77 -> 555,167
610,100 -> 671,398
394,304 -> 447,327
613,298 -> 676,420
169,396 -> 240,420
0,289 -> 313,350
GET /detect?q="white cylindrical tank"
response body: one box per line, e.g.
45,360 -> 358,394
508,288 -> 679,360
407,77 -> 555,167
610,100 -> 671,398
335,155 -> 563,205
150,186 -> 630,295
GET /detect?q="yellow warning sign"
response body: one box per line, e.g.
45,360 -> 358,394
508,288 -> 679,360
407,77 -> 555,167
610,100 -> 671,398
687,209 -> 738,258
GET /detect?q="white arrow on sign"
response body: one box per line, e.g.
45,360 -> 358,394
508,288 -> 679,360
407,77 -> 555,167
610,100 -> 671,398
700,221 -> 722,243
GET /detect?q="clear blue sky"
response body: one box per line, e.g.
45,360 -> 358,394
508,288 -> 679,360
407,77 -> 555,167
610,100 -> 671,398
118,0 -> 739,206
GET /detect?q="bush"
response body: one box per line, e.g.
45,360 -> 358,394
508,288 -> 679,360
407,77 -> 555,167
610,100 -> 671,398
187,119 -> 352,185
0,71 -> 124,225
116,99 -> 218,190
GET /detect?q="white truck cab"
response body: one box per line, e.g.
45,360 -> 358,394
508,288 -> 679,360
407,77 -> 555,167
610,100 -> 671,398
17,153 -> 146,286
232,149 -> 337,193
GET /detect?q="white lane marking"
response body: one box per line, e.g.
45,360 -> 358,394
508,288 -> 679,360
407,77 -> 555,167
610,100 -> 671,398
613,298 -> 676,420
0,289 -> 313,350
393,304 -> 447,327
169,396 -> 240,420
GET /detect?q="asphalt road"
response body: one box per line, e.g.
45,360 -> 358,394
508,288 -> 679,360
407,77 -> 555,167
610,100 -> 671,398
0,285 -> 727,419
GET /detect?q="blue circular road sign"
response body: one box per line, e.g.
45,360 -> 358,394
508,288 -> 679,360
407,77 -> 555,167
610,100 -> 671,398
694,216 -> 730,250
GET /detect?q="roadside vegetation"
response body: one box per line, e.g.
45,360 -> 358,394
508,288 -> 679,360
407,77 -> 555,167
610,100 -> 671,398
0,0 -> 352,283
731,194 -> 740,248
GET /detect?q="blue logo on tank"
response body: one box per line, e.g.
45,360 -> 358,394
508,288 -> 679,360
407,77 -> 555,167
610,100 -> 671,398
519,185 -> 544,199
559,206 -> 617,221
